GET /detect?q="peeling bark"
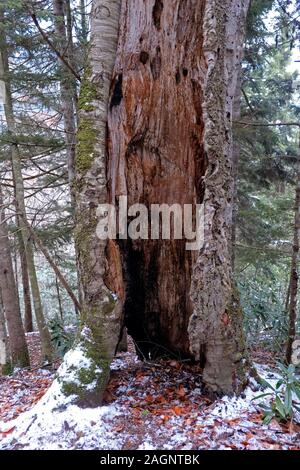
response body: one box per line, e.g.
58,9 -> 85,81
188,0 -> 250,395
73,0 -> 250,401
108,0 -> 206,358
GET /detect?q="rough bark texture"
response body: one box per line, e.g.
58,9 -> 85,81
188,0 -> 250,395
72,0 -> 250,400
106,0 -> 249,394
286,137 -> 300,364
107,0 -> 206,358
0,187 -> 30,368
66,0 -> 123,406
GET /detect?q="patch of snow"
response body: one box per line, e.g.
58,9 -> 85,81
138,440 -> 157,450
56,344 -> 103,392
0,377 -> 125,450
209,388 -> 257,420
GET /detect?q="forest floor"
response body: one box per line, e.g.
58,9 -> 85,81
0,333 -> 300,450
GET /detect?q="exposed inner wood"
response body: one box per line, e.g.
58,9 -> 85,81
107,0 -> 207,358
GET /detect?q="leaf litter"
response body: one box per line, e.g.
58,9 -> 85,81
0,335 -> 299,450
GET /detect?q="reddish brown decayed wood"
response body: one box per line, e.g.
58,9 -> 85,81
107,0 -> 207,357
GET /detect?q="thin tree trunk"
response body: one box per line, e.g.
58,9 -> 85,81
286,136 -> 300,363
53,0 -> 83,309
79,0 -> 88,45
55,277 -> 64,322
0,290 -> 11,374
0,10 -> 52,362
53,0 -> 77,199
0,186 -> 30,367
19,233 -> 33,332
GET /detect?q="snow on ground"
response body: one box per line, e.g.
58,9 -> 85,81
0,355 -> 129,450
0,352 -> 299,450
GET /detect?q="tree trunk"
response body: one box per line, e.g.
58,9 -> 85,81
18,230 -> 33,332
286,137 -> 300,364
0,290 -> 11,374
53,0 -> 77,198
59,0 -> 122,406
0,186 -> 30,368
104,0 -> 249,393
0,10 -> 53,362
79,0 -> 88,46
188,0 -> 250,395
55,277 -> 64,322
69,0 -> 250,403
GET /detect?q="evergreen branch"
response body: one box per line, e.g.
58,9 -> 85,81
24,2 -> 81,82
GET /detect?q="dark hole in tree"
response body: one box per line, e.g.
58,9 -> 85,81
110,74 -> 123,109
140,51 -> 149,64
152,0 -> 163,30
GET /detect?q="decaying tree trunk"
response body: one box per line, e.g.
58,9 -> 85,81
69,0 -> 250,403
105,0 -> 249,394
286,136 -> 300,364
0,186 -> 30,368
189,0 -> 251,395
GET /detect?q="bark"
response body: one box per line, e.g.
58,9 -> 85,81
232,71 -> 243,269
104,0 -> 249,394
0,290 -> 11,374
286,137 -> 300,364
62,0 -> 123,406
108,0 -> 206,358
0,187 -> 30,368
72,0 -> 250,401
18,229 -> 33,332
0,11 -> 53,362
53,0 -> 77,198
188,0 -> 250,395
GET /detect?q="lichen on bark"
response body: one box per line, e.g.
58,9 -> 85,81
188,0 -> 250,396
61,0 -> 123,406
